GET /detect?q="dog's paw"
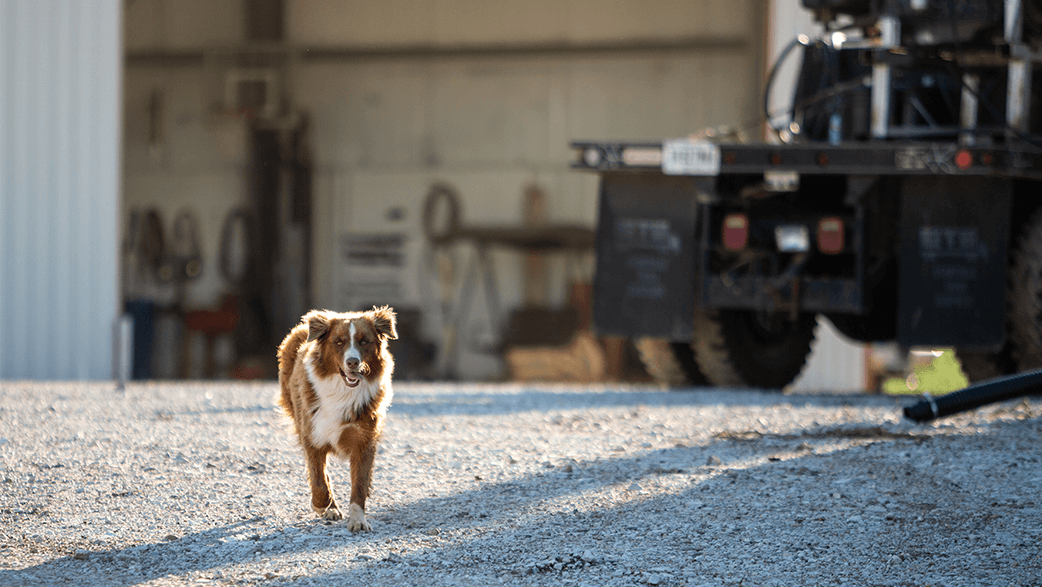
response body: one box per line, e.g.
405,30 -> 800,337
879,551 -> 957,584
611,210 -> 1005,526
347,518 -> 372,532
319,506 -> 343,521
346,503 -> 371,532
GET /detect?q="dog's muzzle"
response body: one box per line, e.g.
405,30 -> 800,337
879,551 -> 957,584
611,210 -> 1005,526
339,367 -> 361,388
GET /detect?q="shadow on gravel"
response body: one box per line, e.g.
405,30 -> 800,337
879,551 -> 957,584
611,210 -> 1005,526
121,385 -> 904,420
0,517 -> 270,586
0,512 -> 414,587
390,385 -> 902,418
305,418 -> 1038,585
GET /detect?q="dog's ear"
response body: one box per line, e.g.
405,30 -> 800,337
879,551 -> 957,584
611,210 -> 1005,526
370,306 -> 398,340
304,310 -> 332,343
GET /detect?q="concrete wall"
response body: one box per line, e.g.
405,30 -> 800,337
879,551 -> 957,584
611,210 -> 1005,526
125,0 -> 245,50
287,0 -> 751,47
0,0 -> 123,379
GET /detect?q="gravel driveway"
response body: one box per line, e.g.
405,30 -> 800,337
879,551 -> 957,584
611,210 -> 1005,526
1,381 -> 1040,586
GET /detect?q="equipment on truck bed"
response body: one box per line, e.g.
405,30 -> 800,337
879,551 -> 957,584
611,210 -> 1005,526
573,0 -> 1042,390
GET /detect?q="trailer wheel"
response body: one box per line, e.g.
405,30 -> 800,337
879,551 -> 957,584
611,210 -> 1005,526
692,309 -> 817,389
634,338 -> 709,387
956,348 -> 1016,383
1009,209 -> 1042,371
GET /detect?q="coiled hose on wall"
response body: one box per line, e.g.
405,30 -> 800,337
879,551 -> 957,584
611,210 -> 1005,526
904,368 -> 1042,422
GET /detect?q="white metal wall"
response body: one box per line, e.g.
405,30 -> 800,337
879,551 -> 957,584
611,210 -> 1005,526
0,0 -> 123,380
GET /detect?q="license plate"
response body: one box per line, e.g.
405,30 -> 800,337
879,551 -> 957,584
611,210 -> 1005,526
661,139 -> 721,176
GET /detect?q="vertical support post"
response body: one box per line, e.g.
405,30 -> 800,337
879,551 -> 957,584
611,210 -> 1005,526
112,314 -> 133,391
872,15 -> 900,139
1006,0 -> 1023,43
960,74 -> 980,145
1007,63 -> 1031,133
1006,0 -> 1032,135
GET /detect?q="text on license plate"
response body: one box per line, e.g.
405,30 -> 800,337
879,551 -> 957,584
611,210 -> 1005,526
661,140 -> 721,176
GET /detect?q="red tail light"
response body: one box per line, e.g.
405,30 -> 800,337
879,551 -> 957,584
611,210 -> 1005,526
817,217 -> 844,254
723,213 -> 749,251
955,149 -> 973,170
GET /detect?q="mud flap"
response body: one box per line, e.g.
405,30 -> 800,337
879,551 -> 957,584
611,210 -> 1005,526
592,173 -> 700,340
897,176 -> 1011,349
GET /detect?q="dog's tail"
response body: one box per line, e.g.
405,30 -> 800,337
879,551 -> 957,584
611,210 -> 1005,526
276,323 -> 309,419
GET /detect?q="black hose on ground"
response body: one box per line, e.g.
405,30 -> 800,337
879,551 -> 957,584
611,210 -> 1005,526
904,368 -> 1042,422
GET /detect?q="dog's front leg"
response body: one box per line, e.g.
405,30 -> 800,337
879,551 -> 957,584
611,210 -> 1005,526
304,445 -> 341,520
339,429 -> 378,532
347,441 -> 377,532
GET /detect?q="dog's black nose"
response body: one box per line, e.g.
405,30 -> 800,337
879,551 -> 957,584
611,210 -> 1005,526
346,358 -> 360,371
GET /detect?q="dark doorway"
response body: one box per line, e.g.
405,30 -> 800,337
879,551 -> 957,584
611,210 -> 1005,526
236,122 -> 313,371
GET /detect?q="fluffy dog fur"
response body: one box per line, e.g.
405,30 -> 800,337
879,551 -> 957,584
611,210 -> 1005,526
277,306 -> 397,531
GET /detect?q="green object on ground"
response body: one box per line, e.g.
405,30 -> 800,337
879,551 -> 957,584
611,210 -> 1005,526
883,349 -> 969,395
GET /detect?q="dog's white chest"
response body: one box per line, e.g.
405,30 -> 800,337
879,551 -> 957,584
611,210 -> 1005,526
304,360 -> 385,450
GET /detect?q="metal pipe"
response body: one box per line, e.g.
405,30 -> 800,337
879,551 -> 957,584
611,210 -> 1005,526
871,16 -> 900,139
960,73 -> 979,145
1005,0 -> 1032,134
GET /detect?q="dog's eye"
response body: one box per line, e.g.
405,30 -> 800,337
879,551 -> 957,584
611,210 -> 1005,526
335,340 -> 344,346
359,338 -> 369,346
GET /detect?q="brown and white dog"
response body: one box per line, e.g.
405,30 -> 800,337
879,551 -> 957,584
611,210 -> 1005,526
277,306 -> 397,531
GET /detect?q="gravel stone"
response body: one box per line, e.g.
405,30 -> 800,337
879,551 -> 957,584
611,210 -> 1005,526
0,381 -> 1040,586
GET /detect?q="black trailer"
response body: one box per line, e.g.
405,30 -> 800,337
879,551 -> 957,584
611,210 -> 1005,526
572,0 -> 1042,389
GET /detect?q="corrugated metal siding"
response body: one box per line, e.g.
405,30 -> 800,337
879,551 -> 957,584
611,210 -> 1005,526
0,1 -> 122,380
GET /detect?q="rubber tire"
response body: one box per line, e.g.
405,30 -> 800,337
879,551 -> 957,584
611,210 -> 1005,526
956,348 -> 1017,384
634,338 -> 709,387
1010,208 -> 1042,372
692,308 -> 817,389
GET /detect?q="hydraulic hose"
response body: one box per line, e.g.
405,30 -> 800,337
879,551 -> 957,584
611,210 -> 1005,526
763,36 -> 808,135
904,368 -> 1042,422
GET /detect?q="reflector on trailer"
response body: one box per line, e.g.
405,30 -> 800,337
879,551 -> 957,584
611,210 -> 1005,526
817,217 -> 844,254
723,213 -> 749,251
955,149 -> 973,170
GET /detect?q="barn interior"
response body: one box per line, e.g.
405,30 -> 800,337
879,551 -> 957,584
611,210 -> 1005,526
120,0 -> 781,383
